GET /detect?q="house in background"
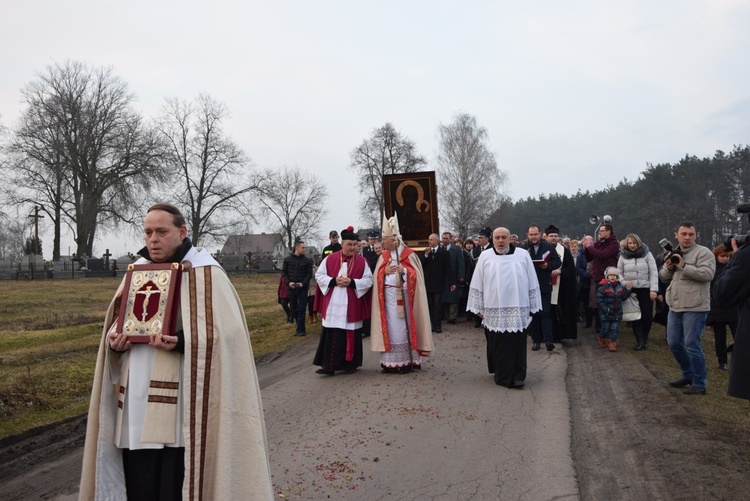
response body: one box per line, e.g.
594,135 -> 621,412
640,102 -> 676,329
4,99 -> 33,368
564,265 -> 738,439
220,233 -> 286,270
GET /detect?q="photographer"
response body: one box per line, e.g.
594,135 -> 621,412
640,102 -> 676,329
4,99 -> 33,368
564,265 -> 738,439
659,222 -> 715,395
714,207 -> 750,402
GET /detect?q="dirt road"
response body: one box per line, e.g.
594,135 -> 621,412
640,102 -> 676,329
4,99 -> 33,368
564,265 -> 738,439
1,322 -> 748,500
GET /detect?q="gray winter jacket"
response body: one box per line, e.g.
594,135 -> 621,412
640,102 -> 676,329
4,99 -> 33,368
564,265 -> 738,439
659,244 -> 715,312
617,244 -> 658,292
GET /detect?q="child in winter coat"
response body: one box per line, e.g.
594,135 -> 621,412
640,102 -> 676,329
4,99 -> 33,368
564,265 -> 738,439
596,267 -> 633,351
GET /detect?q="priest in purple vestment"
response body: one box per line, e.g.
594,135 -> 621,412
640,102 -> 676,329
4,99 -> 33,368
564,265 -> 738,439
313,226 -> 373,375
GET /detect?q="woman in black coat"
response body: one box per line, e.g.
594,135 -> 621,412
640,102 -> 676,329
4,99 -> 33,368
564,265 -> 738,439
707,245 -> 738,370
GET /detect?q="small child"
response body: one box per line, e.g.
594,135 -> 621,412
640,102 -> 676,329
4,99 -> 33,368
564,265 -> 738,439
596,267 -> 633,351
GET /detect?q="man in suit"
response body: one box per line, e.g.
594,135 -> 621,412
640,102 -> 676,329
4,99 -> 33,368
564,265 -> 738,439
471,227 -> 493,327
521,224 -> 562,351
441,231 -> 466,325
420,233 -> 456,333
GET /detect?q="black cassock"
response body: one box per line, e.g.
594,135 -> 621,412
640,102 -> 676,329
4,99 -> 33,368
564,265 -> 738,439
552,247 -> 578,341
313,327 -> 364,372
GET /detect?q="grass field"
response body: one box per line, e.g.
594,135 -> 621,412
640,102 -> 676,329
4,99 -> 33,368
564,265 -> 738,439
0,273 -> 305,439
1,275 -> 749,441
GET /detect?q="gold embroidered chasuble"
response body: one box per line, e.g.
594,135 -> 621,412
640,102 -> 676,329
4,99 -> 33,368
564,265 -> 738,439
80,249 -> 273,500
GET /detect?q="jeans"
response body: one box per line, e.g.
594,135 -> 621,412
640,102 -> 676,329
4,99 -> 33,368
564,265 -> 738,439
599,320 -> 620,341
288,288 -> 308,334
529,292 -> 553,344
667,311 -> 708,388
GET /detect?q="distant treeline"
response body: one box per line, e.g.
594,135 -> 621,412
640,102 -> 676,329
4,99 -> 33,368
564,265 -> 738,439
487,145 -> 750,252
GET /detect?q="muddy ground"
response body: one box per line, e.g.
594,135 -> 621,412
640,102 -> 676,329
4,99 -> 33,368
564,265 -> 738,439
1,323 -> 749,500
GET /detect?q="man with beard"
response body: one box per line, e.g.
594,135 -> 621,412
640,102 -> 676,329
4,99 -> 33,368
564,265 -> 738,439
522,224 -> 562,351
545,225 -> 578,341
313,226 -> 373,375
468,227 -> 541,388
370,214 -> 433,373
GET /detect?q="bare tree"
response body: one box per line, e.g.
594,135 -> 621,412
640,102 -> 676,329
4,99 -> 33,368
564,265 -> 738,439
0,218 -> 27,262
436,112 -> 509,238
255,166 -> 328,251
157,94 -> 257,247
6,61 -> 166,258
349,123 -> 426,227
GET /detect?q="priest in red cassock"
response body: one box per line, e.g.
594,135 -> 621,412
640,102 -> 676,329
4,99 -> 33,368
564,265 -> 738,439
313,226 -> 373,375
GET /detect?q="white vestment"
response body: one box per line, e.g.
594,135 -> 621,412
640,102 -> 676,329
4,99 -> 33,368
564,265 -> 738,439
467,247 -> 542,332
316,256 -> 373,329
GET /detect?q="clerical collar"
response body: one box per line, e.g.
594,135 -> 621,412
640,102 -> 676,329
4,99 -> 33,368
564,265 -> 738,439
492,243 -> 515,255
138,237 -> 193,263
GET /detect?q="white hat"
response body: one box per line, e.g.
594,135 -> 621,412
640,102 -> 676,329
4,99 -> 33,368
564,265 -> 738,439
381,213 -> 401,240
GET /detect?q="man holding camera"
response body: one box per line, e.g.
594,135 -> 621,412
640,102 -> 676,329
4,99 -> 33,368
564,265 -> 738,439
659,222 -> 715,395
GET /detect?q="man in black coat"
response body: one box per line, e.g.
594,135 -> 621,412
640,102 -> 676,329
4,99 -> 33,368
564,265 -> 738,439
441,231 -> 466,324
714,203 -> 750,401
322,230 -> 342,258
546,225 -> 578,341
420,233 -> 456,333
521,224 -> 562,351
282,240 -> 313,336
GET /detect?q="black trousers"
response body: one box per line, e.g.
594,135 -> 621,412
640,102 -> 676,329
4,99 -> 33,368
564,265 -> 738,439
629,287 -> 655,343
714,321 -> 738,365
122,447 -> 184,501
427,292 -> 443,330
288,288 -> 307,333
485,329 -> 527,388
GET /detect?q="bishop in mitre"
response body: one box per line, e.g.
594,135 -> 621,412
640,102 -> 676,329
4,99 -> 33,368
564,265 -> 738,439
370,214 -> 433,373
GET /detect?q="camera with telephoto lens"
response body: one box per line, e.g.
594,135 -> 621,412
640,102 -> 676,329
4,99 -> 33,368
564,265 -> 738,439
658,238 -> 683,264
722,234 -> 750,251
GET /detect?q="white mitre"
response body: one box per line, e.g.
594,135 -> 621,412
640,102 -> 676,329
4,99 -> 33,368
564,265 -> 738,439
381,213 -> 402,243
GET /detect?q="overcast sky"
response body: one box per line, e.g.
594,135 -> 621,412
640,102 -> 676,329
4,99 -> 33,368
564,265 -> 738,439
2,1 -> 749,258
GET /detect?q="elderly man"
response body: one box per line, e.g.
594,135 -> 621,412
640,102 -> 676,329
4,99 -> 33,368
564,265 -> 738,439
420,233 -> 456,333
371,214 -> 432,373
80,203 -> 272,500
313,226 -> 373,375
468,227 -> 541,388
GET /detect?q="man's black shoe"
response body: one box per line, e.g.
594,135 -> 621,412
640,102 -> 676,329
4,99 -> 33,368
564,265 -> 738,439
511,380 -> 525,389
315,368 -> 334,375
683,386 -> 706,395
633,342 -> 644,351
435,328 -> 442,333
546,343 -> 555,352
531,342 -> 541,351
669,377 -> 692,388
344,368 -> 358,374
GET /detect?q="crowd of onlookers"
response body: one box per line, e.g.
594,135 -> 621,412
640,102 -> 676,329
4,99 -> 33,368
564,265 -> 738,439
278,221 -> 744,397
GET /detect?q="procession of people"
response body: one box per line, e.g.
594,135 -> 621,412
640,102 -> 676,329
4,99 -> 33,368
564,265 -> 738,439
83,200 -> 750,500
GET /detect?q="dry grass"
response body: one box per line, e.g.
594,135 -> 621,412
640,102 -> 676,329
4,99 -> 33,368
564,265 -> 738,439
0,273 -> 303,439
624,323 -> 750,435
